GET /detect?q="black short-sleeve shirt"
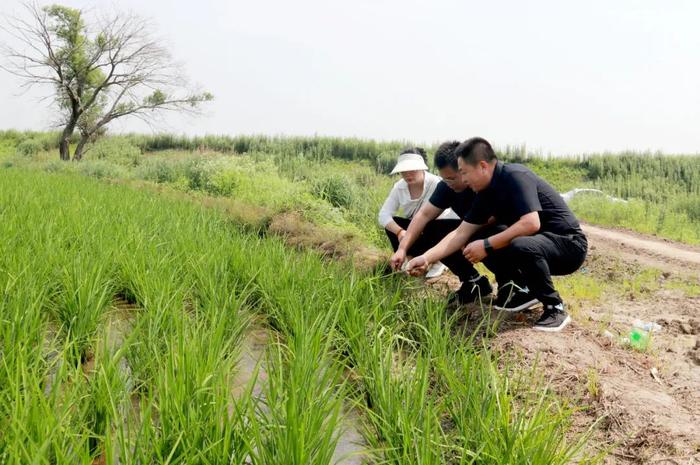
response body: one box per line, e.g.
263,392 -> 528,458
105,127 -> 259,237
464,162 -> 583,235
429,181 -> 476,219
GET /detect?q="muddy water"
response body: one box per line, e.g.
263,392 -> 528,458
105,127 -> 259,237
231,327 -> 368,465
230,327 -> 269,400
332,409 -> 367,465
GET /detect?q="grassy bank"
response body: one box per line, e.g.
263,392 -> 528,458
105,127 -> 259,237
2,130 -> 699,246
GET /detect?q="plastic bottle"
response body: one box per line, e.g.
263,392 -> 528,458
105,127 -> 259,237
629,327 -> 650,350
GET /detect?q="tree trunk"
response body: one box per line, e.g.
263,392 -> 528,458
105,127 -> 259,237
73,135 -> 89,161
59,138 -> 70,161
59,119 -> 77,161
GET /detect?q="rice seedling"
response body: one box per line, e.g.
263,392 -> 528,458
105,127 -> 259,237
438,348 -> 595,464
52,255 -> 115,365
245,324 -> 345,465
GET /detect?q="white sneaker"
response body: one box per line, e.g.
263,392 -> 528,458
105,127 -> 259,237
425,262 -> 446,279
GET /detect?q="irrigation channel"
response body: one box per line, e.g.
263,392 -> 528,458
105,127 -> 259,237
229,327 -> 366,464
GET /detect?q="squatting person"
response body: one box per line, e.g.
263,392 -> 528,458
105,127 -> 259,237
389,141 -> 492,305
406,137 -> 588,332
378,146 -> 456,278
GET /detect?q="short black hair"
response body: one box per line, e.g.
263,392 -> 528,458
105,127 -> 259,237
433,141 -> 460,170
400,146 -> 427,163
454,137 -> 497,165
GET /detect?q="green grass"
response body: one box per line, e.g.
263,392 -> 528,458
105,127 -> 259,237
4,129 -> 698,464
3,130 -> 699,247
0,166 -> 594,464
570,194 -> 700,244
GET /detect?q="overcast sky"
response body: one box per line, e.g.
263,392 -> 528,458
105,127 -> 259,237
2,0 -> 699,154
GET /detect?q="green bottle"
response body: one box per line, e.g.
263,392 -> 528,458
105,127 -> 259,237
629,328 -> 650,350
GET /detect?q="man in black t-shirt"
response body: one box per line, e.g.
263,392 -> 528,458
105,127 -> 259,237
407,137 -> 587,332
390,141 -> 491,305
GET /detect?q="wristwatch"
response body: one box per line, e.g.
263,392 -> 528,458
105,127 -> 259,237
483,238 -> 493,255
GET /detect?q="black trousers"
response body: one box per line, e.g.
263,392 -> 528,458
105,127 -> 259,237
385,216 -> 480,282
478,227 -> 588,306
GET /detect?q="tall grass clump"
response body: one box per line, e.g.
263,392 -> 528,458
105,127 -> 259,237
312,174 -> 356,208
52,256 -> 114,364
439,349 -> 592,464
88,137 -> 143,166
15,137 -> 43,157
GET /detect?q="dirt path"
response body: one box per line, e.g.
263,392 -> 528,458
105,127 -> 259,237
582,223 -> 700,277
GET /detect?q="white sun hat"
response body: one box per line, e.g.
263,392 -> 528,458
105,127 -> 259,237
390,153 -> 429,175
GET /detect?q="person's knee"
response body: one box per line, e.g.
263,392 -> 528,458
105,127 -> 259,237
392,216 -> 411,230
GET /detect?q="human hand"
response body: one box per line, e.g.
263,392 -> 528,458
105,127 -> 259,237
463,240 -> 487,264
406,255 -> 429,276
390,249 -> 406,271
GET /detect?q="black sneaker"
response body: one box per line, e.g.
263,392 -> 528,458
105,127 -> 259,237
493,282 -> 539,312
448,275 -> 493,306
533,303 -> 572,332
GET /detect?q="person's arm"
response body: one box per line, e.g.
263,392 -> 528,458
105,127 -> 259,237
489,211 -> 540,249
385,219 -> 404,237
378,186 -> 403,236
406,221 -> 481,275
463,211 -> 541,264
390,203 -> 443,270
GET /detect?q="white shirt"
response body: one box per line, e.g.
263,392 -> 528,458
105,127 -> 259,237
377,172 -> 459,228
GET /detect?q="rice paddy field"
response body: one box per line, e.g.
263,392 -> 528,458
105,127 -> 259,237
2,130 -> 700,464
0,167 -> 594,464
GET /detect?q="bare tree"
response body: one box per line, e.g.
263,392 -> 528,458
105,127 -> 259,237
1,3 -> 212,160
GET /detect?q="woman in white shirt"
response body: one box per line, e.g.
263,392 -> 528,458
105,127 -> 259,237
378,148 -> 457,277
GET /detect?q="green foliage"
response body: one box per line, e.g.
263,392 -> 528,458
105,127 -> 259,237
12,132 -> 62,158
440,351 -> 591,464
44,5 -> 91,107
88,137 -> 142,166
525,159 -> 589,192
53,256 -> 114,364
77,159 -> 129,179
122,133 -> 408,167
145,89 -> 167,106
43,160 -> 70,173
570,195 -> 700,244
375,150 -> 399,174
15,138 -> 43,157
206,168 -> 240,196
0,168 -> 592,464
3,130 -> 700,245
134,157 -> 179,183
312,174 -> 356,208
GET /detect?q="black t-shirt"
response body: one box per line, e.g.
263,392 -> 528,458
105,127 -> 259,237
464,162 -> 583,235
429,181 -> 476,219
